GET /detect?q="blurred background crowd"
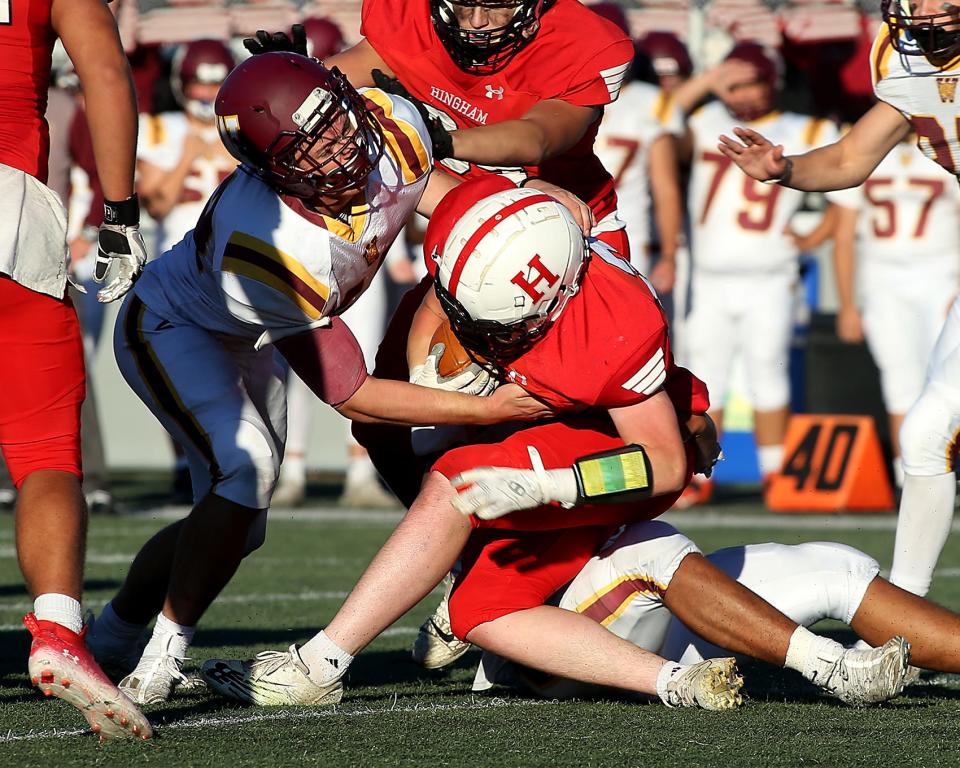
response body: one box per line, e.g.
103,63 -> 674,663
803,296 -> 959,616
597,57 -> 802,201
16,0 -> 957,515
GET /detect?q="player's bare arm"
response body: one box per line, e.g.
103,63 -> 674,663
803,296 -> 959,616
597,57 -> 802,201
53,0 -> 146,303
718,100 -> 910,191
325,39 -> 394,87
647,133 -> 682,292
452,99 -> 601,167
830,203 -> 865,343
52,0 -> 137,203
407,289 -> 448,372
336,377 -> 551,426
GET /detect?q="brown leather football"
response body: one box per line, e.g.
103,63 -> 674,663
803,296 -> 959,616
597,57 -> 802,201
430,320 -> 475,378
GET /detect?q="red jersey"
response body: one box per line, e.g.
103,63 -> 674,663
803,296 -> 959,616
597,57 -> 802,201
502,246 -> 708,414
0,0 -> 55,182
360,0 -> 633,223
422,175 -> 708,417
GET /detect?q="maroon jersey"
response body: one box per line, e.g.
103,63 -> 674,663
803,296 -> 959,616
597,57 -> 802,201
360,0 -> 633,223
0,0 -> 55,181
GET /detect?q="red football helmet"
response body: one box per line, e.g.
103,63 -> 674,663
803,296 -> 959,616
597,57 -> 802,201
636,31 -> 693,80
215,52 -> 384,200
882,0 -> 960,58
172,40 -> 235,121
301,16 -> 345,60
430,0 -> 555,75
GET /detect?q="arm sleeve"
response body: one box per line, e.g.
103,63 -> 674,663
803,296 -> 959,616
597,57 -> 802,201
274,317 -> 369,407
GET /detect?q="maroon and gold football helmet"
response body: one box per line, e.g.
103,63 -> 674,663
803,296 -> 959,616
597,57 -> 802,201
301,16 -> 346,61
215,52 -> 384,200
172,39 -> 235,121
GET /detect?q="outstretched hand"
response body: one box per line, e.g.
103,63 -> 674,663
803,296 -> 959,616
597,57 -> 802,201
717,126 -> 789,183
243,24 -> 308,57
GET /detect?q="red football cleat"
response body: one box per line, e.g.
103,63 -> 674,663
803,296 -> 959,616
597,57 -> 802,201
24,612 -> 153,742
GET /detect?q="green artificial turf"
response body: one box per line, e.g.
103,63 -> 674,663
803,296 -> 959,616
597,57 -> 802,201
2,496 -> 960,767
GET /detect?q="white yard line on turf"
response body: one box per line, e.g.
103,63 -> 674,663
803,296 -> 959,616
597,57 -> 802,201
125,505 -> 944,531
0,697 -> 547,743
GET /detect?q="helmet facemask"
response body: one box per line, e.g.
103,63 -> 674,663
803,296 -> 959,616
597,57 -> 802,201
246,68 -> 384,200
435,281 -> 550,363
883,0 -> 960,59
430,0 -> 553,75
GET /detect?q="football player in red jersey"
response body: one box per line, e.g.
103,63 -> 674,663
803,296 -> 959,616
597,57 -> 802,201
202,179 -> 911,710
0,0 -> 151,742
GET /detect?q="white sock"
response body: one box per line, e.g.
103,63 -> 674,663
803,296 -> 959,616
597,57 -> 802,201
757,444 -> 785,477
888,472 -> 956,596
345,456 -> 377,488
655,661 -> 686,707
34,593 -> 83,634
142,613 -> 195,661
299,630 -> 354,685
784,625 -> 845,684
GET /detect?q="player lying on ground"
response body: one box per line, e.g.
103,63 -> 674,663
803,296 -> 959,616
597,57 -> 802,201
86,53 -> 560,706
472,528 -> 960,698
201,180 -> 909,709
716,1 -> 960,601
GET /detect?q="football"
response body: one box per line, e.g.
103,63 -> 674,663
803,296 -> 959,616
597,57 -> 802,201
430,319 -> 476,378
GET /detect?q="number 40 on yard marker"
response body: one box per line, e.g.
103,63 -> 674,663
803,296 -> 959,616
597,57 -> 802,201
766,415 -> 895,513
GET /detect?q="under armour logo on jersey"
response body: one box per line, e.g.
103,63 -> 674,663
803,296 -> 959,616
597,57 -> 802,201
937,77 -> 958,104
485,85 -> 504,100
621,348 -> 666,396
511,254 -> 560,302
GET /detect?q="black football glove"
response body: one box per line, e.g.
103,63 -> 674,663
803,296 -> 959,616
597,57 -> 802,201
94,195 -> 147,303
243,24 -> 308,57
371,69 -> 454,161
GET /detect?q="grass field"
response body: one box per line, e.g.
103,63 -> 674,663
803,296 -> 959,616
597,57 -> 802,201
3,488 -> 960,767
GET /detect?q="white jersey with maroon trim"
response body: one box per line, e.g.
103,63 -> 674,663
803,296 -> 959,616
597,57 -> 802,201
137,113 -> 236,255
687,102 -> 839,273
133,89 -> 431,346
828,141 -> 960,269
595,81 -> 684,270
870,23 -> 960,178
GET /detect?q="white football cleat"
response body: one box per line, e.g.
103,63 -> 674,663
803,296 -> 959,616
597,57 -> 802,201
816,635 -> 911,705
119,635 -> 188,705
412,591 -> 471,670
201,645 -> 343,706
661,658 -> 744,710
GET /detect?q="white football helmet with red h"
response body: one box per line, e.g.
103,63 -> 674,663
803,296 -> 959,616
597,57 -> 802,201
433,187 -> 588,362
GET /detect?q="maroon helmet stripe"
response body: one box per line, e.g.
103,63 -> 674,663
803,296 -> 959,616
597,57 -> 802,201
447,194 -> 553,296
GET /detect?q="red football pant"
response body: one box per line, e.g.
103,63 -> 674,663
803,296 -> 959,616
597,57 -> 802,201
0,277 -> 84,488
448,524 -> 620,639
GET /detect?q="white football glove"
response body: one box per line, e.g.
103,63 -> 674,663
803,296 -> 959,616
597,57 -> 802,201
94,197 -> 148,303
450,447 -> 579,520
411,343 -> 497,396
